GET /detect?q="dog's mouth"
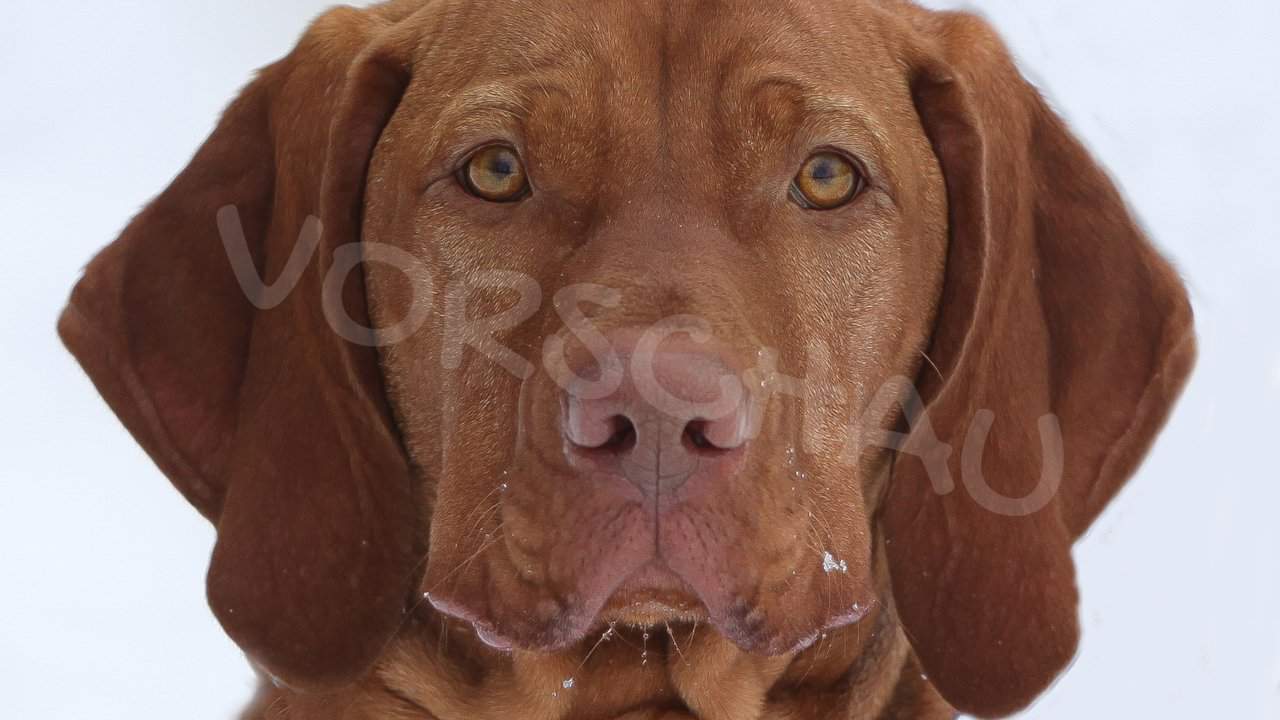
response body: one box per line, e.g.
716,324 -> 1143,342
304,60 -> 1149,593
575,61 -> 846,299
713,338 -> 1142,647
425,529 -> 876,659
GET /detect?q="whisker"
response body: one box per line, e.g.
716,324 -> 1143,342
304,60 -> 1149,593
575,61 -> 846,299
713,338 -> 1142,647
457,500 -> 503,551
795,630 -> 825,686
455,479 -> 509,552
419,526 -> 506,600
437,614 -> 449,658
266,693 -> 288,719
666,621 -> 688,665
920,350 -> 944,382
571,623 -> 617,676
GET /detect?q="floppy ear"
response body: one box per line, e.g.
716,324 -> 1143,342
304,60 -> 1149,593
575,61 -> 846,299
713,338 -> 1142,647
881,10 -> 1196,717
58,6 -> 423,690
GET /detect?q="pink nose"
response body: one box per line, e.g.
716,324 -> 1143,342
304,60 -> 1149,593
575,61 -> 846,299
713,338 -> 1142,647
561,333 -> 751,497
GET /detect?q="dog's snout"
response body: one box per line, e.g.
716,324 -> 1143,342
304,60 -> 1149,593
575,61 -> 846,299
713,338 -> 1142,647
559,333 -> 750,496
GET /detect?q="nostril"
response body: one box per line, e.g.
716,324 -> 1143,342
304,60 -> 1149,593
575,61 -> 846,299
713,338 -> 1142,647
565,394 -> 640,453
569,413 -> 636,455
684,419 -> 732,455
600,415 -> 637,453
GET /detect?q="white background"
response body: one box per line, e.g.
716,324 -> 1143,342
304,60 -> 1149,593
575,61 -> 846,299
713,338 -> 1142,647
2,1 -> 1277,717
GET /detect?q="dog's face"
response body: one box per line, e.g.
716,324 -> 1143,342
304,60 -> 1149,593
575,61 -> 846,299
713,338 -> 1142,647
61,0 -> 1196,716
363,0 -> 945,657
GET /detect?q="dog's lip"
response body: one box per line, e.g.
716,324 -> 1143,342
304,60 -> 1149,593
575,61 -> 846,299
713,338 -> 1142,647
599,561 -> 708,624
426,560 -> 876,656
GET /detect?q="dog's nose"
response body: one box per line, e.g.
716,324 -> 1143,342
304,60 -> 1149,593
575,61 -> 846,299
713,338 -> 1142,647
561,335 -> 750,496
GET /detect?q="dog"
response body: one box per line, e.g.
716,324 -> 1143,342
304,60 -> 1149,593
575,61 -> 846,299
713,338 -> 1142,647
60,0 -> 1196,717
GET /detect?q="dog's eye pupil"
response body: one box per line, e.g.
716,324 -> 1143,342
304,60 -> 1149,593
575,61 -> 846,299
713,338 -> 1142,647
811,160 -> 837,181
792,152 -> 863,210
460,145 -> 529,202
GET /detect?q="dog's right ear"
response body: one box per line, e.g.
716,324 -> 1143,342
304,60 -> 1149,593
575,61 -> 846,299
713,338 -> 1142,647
59,5 -> 427,690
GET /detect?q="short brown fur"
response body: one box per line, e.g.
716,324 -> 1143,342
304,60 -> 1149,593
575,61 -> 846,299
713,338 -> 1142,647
61,1 -> 1194,718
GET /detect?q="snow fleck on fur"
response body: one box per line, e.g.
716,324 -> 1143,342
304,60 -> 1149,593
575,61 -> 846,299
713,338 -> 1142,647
822,551 -> 848,574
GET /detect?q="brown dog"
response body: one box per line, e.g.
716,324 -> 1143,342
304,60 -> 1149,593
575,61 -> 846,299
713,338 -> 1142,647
60,0 -> 1195,717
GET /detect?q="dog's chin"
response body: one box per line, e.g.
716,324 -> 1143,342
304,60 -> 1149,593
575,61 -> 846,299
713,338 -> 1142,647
597,561 -> 709,627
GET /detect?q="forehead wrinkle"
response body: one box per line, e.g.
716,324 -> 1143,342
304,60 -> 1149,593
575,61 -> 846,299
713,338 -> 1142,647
746,73 -> 815,104
739,71 -> 895,176
438,79 -> 570,123
426,77 -> 586,163
745,71 -> 889,136
803,94 -> 892,149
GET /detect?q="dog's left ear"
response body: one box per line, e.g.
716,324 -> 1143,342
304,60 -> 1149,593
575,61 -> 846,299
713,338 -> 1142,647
59,7 -> 426,690
882,9 -> 1196,717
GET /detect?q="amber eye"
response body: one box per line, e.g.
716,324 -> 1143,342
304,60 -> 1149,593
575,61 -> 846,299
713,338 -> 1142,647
459,145 -> 529,202
791,152 -> 864,210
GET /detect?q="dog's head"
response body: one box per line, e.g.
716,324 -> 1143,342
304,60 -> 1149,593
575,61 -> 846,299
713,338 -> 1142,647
61,0 -> 1194,715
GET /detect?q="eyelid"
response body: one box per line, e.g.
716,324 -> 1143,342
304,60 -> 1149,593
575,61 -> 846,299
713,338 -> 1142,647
789,182 -> 818,210
452,140 -> 521,172
810,146 -> 870,181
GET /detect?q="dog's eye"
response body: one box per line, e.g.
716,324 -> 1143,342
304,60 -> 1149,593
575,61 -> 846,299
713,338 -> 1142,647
791,152 -> 863,210
459,145 -> 529,202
